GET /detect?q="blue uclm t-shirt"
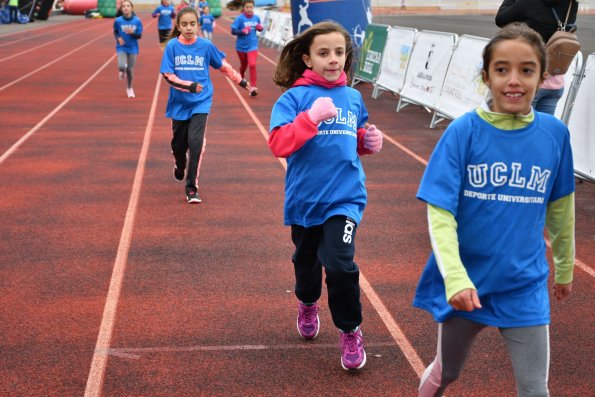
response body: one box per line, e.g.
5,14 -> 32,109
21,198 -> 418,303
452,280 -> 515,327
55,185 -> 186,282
413,111 -> 575,328
114,15 -> 143,55
231,13 -> 260,52
160,37 -> 226,120
153,5 -> 175,30
269,85 -> 369,228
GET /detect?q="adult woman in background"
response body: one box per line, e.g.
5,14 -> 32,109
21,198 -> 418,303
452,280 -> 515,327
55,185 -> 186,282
496,0 -> 578,115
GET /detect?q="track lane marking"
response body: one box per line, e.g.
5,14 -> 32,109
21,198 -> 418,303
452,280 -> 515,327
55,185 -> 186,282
83,73 -> 163,397
0,22 -> 108,63
0,31 -> 112,93
0,53 -> 116,166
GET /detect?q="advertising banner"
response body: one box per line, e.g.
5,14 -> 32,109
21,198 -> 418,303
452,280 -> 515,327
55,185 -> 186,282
290,0 -> 372,48
354,24 -> 389,83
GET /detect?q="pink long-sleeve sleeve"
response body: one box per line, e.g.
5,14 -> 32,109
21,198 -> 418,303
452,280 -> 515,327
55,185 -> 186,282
268,112 -> 319,158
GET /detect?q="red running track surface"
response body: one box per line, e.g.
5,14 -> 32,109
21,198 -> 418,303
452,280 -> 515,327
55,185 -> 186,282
0,11 -> 593,397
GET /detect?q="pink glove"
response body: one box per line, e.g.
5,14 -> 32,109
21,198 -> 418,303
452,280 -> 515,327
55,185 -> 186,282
363,124 -> 383,153
242,26 -> 251,35
256,23 -> 263,31
308,97 -> 337,124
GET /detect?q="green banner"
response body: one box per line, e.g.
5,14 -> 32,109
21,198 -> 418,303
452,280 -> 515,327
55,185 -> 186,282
355,24 -> 389,83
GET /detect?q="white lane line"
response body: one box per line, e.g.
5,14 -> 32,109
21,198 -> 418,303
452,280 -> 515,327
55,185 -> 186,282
103,341 -> 400,360
0,53 -> 116,166
0,20 -> 90,48
0,30 -> 112,93
0,22 -> 106,64
84,74 -> 163,397
224,77 -> 427,377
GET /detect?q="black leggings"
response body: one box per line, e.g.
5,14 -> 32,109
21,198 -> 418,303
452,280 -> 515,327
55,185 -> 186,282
291,215 -> 362,332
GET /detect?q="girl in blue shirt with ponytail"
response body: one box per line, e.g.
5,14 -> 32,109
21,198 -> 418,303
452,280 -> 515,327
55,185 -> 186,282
114,0 -> 143,98
268,21 -> 383,371
415,22 -> 575,396
160,7 -> 250,204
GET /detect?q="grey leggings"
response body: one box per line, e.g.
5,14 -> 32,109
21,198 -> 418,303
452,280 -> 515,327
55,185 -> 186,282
117,51 -> 137,89
418,316 -> 549,397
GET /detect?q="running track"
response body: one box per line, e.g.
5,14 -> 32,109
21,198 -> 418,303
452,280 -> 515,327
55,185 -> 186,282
0,12 -> 593,397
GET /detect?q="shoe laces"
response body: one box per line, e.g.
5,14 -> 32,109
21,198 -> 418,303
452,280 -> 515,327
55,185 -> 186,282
341,330 -> 362,353
300,304 -> 317,324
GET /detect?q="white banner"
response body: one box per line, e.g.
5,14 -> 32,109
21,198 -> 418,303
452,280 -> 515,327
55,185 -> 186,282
375,27 -> 417,94
435,35 -> 489,119
568,53 -> 595,180
399,30 -> 457,109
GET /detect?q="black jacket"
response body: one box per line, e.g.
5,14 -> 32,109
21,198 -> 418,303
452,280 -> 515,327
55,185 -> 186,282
495,0 -> 578,42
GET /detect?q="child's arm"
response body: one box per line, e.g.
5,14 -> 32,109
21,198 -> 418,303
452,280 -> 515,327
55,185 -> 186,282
218,59 -> 250,90
162,72 -> 204,93
151,8 -> 160,17
546,193 -> 575,300
357,124 -> 383,155
268,97 -> 337,158
427,203 -> 482,312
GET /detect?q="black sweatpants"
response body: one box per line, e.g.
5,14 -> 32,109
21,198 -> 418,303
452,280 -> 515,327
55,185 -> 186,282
291,215 -> 362,332
171,113 -> 208,193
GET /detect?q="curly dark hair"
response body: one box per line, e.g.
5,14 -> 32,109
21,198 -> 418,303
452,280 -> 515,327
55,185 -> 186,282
272,21 -> 354,90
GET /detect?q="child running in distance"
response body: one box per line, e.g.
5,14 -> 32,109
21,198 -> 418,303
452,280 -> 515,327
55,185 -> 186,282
199,5 -> 215,40
230,0 -> 262,96
160,7 -> 251,203
414,22 -> 575,396
152,0 -> 176,50
114,0 -> 143,98
268,21 -> 383,371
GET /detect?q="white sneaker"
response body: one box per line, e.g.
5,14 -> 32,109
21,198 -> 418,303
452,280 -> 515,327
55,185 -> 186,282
127,88 -> 135,98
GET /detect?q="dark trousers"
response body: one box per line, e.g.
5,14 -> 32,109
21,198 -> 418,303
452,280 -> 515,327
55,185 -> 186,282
9,5 -> 18,23
291,215 -> 362,332
171,113 -> 208,193
158,29 -> 171,44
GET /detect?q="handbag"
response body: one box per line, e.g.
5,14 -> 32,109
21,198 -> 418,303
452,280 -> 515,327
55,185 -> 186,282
545,1 -> 581,75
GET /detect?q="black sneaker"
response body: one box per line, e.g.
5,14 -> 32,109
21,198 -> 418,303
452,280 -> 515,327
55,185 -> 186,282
186,189 -> 201,203
250,87 -> 258,96
173,165 -> 184,182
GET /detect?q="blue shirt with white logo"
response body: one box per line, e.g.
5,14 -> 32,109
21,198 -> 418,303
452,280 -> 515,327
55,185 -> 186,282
231,13 -> 260,52
114,15 -> 143,55
160,37 -> 226,120
153,5 -> 175,30
269,85 -> 369,227
413,111 -> 575,327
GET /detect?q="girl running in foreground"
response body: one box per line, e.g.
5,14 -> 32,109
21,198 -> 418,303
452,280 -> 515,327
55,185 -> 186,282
414,22 -> 575,396
268,21 -> 383,371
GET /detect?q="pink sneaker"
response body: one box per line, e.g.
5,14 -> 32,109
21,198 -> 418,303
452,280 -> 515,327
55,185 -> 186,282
340,328 -> 366,370
297,302 -> 319,340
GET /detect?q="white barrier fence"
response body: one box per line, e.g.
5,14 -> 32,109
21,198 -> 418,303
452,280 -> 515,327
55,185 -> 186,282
254,9 -> 594,181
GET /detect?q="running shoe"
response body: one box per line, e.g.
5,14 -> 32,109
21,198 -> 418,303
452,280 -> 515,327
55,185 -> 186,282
297,302 -> 319,340
173,165 -> 184,182
340,327 -> 366,370
127,88 -> 135,98
186,189 -> 201,203
249,87 -> 258,97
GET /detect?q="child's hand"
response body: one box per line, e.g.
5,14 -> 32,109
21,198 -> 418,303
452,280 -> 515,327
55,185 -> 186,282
553,282 -> 572,301
255,23 -> 263,31
308,97 -> 337,124
242,26 -> 251,35
363,124 -> 383,153
117,37 -> 125,46
448,288 -> 482,312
